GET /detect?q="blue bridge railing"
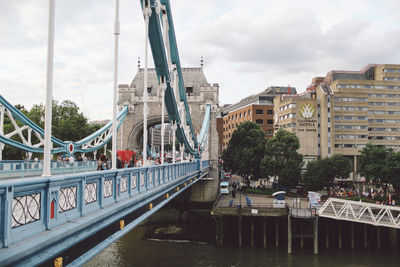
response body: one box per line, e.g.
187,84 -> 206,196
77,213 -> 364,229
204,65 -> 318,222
0,160 -> 98,179
0,160 -> 209,253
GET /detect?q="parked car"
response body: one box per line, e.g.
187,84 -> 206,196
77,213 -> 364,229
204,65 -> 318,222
220,181 -> 229,195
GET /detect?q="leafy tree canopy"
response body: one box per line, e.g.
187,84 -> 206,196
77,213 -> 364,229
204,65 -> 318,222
261,129 -> 303,189
303,159 -> 326,191
359,144 -> 399,195
221,121 -> 266,184
2,100 -> 102,160
303,154 -> 351,191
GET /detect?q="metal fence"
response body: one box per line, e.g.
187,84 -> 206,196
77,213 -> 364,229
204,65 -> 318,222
0,160 -> 98,179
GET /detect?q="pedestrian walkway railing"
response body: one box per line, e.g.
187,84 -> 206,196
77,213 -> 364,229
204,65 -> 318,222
0,160 -> 209,249
289,206 -> 317,218
318,197 -> 400,228
0,160 -> 98,179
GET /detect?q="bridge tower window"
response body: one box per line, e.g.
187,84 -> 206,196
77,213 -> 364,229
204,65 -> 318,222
186,87 -> 193,96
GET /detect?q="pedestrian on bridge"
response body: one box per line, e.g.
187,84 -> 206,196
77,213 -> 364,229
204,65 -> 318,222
97,154 -> 109,170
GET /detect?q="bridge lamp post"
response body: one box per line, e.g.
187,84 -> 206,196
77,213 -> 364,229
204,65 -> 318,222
142,0 -> 151,167
160,83 -> 165,164
172,122 -> 176,164
111,0 -> 120,170
43,0 -> 56,177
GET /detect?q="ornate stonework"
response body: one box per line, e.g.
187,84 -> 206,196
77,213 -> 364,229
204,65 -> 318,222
118,67 -> 219,161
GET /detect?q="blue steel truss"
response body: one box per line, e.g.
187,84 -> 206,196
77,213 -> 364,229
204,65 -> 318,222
140,0 -> 211,157
0,94 -> 128,155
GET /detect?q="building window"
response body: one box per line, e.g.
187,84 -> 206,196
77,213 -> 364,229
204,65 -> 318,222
256,119 -> 263,124
384,77 -> 396,81
186,87 -> 193,95
267,119 -> 273,124
256,109 -> 263,114
267,109 -> 273,115
384,68 -> 396,73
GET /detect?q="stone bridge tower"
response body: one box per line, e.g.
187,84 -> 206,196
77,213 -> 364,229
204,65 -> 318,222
118,66 -> 219,163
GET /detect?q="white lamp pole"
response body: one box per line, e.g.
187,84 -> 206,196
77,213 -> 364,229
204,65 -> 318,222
161,85 -> 165,164
143,1 -> 150,166
111,0 -> 120,170
43,0 -> 56,177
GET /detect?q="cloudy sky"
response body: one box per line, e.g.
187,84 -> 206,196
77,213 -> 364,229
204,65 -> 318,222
1,0 -> 400,121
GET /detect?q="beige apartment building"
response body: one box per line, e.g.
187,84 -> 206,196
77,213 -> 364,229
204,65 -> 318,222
274,64 -> 400,180
316,64 -> 400,180
274,92 -> 319,165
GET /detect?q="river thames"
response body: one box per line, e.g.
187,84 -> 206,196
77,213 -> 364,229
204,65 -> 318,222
85,207 -> 399,267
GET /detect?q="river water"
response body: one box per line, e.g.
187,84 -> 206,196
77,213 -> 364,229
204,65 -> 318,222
85,207 -> 399,267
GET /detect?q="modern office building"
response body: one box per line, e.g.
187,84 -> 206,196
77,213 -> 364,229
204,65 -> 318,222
274,64 -> 400,180
218,86 -> 296,153
315,64 -> 400,180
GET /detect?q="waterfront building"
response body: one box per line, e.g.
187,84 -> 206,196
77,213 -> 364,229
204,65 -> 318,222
274,64 -> 400,180
315,64 -> 400,180
273,91 -> 319,165
218,86 -> 297,154
149,124 -> 173,155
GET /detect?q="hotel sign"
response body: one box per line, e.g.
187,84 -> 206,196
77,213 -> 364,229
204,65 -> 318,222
297,102 -> 317,132
299,103 -> 315,119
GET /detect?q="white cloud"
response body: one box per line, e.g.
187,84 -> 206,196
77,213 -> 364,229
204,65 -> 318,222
0,0 -> 400,119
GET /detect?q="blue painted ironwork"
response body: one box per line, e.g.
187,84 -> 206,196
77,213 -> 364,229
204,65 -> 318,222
0,160 -> 210,266
0,160 -> 98,179
0,94 -> 128,155
140,0 -> 211,156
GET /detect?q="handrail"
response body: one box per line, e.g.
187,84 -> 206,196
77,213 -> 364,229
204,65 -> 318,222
0,160 -> 209,251
318,197 -> 400,228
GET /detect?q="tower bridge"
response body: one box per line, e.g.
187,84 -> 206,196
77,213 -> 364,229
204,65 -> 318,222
118,66 -> 219,162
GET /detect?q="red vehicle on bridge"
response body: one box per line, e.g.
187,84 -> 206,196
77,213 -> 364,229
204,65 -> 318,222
117,150 -> 136,167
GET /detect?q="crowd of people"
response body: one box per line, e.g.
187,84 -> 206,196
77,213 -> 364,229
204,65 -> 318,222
326,184 -> 397,205
96,153 -> 167,171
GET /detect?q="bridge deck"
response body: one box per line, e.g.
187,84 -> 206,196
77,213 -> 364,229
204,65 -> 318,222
0,161 -> 210,266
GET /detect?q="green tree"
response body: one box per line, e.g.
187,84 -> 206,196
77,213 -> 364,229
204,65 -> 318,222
323,154 -> 352,186
303,159 -> 326,191
2,100 -> 102,160
359,144 -> 391,195
27,100 -> 93,141
302,154 -> 351,191
221,121 -> 266,185
261,129 -> 303,189
385,151 -> 400,196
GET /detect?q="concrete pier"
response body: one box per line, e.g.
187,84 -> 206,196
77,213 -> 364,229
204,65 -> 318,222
313,217 -> 318,255
212,195 -> 400,253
